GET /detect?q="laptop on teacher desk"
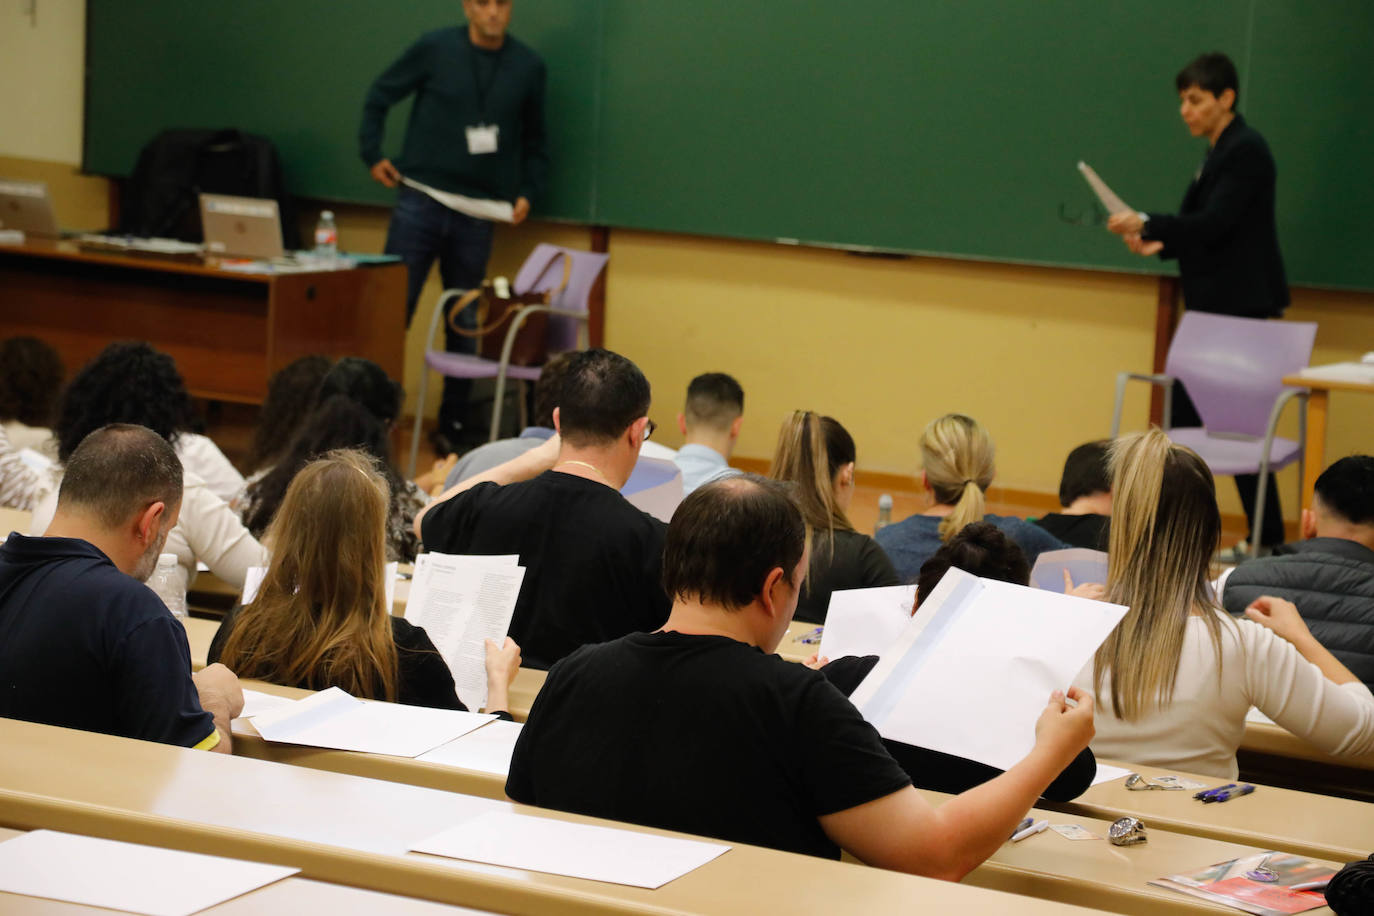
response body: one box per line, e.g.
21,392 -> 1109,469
0,179 -> 60,238
199,193 -> 284,259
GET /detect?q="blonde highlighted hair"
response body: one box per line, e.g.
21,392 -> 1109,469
1094,429 -> 1226,720
218,449 -> 399,700
920,413 -> 995,542
767,411 -> 855,543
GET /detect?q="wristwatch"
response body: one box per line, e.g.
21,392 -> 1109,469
1108,816 -> 1148,846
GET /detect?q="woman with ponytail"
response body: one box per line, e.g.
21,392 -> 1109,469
767,411 -> 898,623
876,414 -> 1064,582
1071,429 -> 1374,778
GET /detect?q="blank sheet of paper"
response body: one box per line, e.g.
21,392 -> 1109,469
1091,763 -> 1134,786
252,687 -> 493,758
0,830 -> 297,916
237,688 -> 301,720
818,584 -> 919,661
411,812 -> 729,889
418,720 -> 524,776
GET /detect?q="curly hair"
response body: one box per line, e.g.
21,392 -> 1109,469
316,357 -> 402,426
248,355 -> 333,473
0,336 -> 65,427
54,341 -> 200,462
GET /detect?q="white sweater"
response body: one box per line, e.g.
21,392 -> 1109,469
1073,611 -> 1374,779
175,433 -> 246,506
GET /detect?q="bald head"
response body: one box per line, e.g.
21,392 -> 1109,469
58,424 -> 183,529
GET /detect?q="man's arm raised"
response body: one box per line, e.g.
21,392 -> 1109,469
413,434 -> 561,537
820,687 -> 1094,881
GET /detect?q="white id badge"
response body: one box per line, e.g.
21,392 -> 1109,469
466,124 -> 499,155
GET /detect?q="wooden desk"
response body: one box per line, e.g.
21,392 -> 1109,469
0,826 -> 490,915
0,718 -> 1105,915
1049,759 -> 1373,862
1239,718 -> 1374,803
1281,371 -> 1374,510
779,618 -> 821,663
0,238 -> 405,404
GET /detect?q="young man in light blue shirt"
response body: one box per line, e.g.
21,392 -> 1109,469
673,373 -> 744,495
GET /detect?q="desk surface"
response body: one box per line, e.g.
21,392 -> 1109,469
0,826 -> 491,915
1282,371 -> 1374,394
0,717 -> 1107,916
1242,718 -> 1374,771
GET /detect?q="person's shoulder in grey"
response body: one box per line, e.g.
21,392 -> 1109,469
445,427 -> 553,490
672,372 -> 744,496
1220,456 -> 1374,688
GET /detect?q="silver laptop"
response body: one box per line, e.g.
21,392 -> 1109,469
199,193 -> 284,259
0,179 -> 60,237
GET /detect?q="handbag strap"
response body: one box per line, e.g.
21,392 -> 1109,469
446,249 -> 574,338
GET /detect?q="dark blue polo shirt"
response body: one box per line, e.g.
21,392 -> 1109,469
0,534 -> 215,748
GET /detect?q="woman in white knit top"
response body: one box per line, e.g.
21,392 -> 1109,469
1073,429 -> 1374,779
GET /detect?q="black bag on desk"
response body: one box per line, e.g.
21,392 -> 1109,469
118,128 -> 300,248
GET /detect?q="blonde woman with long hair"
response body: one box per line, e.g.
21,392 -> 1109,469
211,450 -> 520,713
767,411 -> 897,623
1072,429 -> 1374,778
875,414 -> 1064,581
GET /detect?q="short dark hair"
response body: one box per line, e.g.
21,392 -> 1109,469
556,349 -> 651,446
58,424 -> 183,528
684,372 -> 744,430
662,474 -> 806,610
915,521 -> 1029,608
317,357 -> 403,427
1176,52 -> 1240,107
1058,440 -> 1112,507
55,341 -> 200,463
1313,455 -> 1374,527
531,351 -> 578,429
0,336 -> 64,428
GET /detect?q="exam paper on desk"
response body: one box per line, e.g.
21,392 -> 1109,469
851,567 -> 1128,771
817,584 -> 919,662
418,719 -> 523,776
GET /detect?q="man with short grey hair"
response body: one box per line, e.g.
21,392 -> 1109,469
0,424 -> 242,751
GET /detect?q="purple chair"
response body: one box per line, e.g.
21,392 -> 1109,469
408,244 -> 609,476
1110,312 -> 1316,558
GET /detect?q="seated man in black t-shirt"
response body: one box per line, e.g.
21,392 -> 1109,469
0,424 -> 242,751
1033,440 -> 1112,550
507,475 -> 1096,878
416,349 -> 671,669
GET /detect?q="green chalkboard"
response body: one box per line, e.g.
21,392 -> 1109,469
85,1 -> 1374,289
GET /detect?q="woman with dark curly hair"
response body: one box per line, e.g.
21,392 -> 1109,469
241,395 -> 424,562
31,341 -> 267,591
246,354 -> 333,476
0,336 -> 64,454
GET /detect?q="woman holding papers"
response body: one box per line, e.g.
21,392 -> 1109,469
767,411 -> 898,623
1075,430 -> 1374,778
876,414 -> 1065,580
213,450 -> 521,714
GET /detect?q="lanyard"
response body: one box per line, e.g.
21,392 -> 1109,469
470,42 -> 506,119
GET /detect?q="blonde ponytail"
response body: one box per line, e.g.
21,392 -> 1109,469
919,414 -> 995,543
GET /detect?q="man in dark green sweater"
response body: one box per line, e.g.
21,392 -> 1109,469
360,0 -> 548,452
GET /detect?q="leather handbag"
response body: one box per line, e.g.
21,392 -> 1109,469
447,249 -> 571,366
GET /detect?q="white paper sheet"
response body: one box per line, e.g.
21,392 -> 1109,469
0,830 -> 297,916
1091,763 -> 1134,786
851,567 -> 1128,771
418,720 -> 524,775
15,448 -> 52,473
251,686 -> 494,757
621,456 -> 684,522
401,177 -> 514,223
1245,706 -> 1276,726
238,688 -> 301,719
1295,361 -> 1374,385
817,584 -> 919,661
410,812 -> 730,889
405,553 -> 525,711
1077,161 -> 1133,216
241,562 -> 396,609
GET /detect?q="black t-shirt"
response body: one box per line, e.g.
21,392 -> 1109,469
1033,513 -> 1110,551
210,606 -> 466,711
421,471 -> 671,669
795,528 -> 901,624
821,655 -> 1096,802
0,535 -> 215,747
506,631 -> 912,859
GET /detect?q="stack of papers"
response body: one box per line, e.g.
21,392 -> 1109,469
0,830 -> 297,916
405,553 -> 525,711
411,812 -> 729,889
251,687 -> 493,757
1151,851 -> 1336,915
850,567 -> 1128,770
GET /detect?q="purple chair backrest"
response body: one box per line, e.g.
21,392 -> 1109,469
1164,313 -> 1316,437
512,243 -> 610,353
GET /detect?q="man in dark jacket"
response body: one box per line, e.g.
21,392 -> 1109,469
1222,456 -> 1374,689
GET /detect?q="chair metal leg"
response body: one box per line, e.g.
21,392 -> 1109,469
490,367 -> 507,443
1111,374 -> 1128,438
517,379 -> 529,430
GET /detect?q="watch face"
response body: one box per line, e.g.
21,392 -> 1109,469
1108,816 -> 1147,846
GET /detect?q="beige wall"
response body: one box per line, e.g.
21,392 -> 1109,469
6,7 -> 1372,518
0,2 -> 85,164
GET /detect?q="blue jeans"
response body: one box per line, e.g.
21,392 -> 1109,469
385,186 -> 495,434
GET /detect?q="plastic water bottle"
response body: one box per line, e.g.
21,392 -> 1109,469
148,552 -> 187,621
875,493 -> 893,534
313,210 -> 338,261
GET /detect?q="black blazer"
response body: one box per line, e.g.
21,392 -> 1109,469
1143,114 -> 1289,318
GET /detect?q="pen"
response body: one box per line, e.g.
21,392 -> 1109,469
1201,784 -> 1255,803
1289,880 -> 1330,893
1010,817 -> 1033,838
1011,819 -> 1048,842
1193,783 -> 1236,800
796,626 -> 824,645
